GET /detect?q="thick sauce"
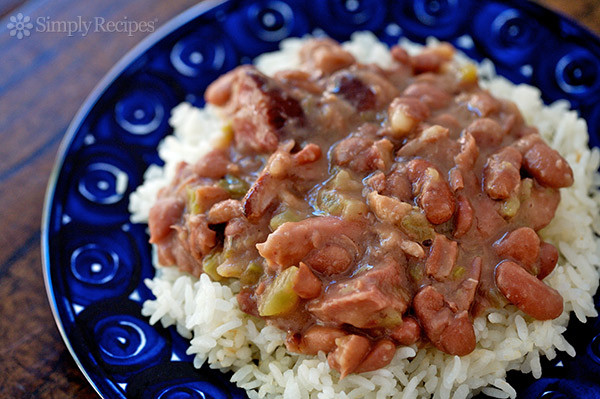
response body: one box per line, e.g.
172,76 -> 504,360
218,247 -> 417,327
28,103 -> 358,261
148,39 -> 573,378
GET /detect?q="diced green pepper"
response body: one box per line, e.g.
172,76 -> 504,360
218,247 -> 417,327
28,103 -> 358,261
217,174 -> 249,199
409,263 -> 424,282
401,210 -> 435,242
240,261 -> 264,285
258,266 -> 299,316
202,250 -> 223,282
187,186 -> 201,215
452,266 -> 466,280
269,208 -> 303,231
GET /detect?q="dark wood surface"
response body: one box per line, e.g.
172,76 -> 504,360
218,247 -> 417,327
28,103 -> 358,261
0,1 -> 598,398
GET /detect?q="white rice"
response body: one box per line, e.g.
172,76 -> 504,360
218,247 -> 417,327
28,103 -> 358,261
129,32 -> 600,398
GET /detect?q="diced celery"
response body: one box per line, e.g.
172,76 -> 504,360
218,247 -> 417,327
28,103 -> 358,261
240,261 -> 264,285
269,208 -> 303,231
409,263 -> 424,282
332,169 -> 362,191
217,174 -> 249,199
499,196 -> 520,218
258,266 -> 299,316
202,250 -> 223,281
186,186 -> 200,215
317,190 -> 344,216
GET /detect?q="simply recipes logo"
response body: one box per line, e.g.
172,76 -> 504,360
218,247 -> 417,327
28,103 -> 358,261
6,13 -> 157,39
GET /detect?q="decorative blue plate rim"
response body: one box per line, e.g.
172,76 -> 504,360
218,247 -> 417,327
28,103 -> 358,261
41,1 -> 229,396
41,0 -> 600,398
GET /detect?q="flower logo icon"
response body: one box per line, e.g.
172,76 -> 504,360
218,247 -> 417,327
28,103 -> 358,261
7,13 -> 33,39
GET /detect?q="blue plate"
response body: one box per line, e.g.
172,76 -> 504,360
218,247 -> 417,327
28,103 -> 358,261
42,0 -> 600,397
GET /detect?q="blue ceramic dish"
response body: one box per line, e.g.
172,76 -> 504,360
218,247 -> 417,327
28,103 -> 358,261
42,1 -> 600,398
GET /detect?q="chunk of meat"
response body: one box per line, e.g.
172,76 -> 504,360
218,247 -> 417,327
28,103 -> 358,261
387,97 -> 430,137
191,185 -> 230,213
285,325 -> 346,355
332,136 -> 392,173
390,316 -> 421,345
205,66 -> 304,153
406,159 -> 455,224
493,227 -> 540,272
523,143 -> 574,188
483,147 -> 522,200
537,242 -> 559,280
293,262 -> 322,299
293,143 -> 322,165
148,198 -> 184,243
425,234 -> 458,280
207,199 -> 243,224
193,149 -> 231,178
256,217 -> 361,270
367,191 -> 412,225
446,257 -> 482,312
354,339 -> 396,373
453,195 -> 473,238
327,335 -> 371,379
465,118 -> 504,148
184,214 -> 217,260
413,285 -> 476,356
308,258 -> 409,328
495,260 -> 563,320
298,38 -> 355,75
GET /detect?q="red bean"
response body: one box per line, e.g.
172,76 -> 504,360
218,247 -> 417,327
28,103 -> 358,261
407,159 -> 456,224
425,234 -> 458,280
495,260 -> 563,320
453,195 -> 473,238
465,118 -> 504,147
537,242 -> 559,280
523,143 -> 574,188
286,325 -> 346,355
293,262 -> 322,299
493,227 -> 540,272
355,339 -> 396,373
327,335 -> 371,379
390,316 -> 421,345
413,286 -> 476,356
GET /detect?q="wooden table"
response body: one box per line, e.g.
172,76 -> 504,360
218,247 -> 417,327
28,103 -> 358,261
0,1 -> 598,398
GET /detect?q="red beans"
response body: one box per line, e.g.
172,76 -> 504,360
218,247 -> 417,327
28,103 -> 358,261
537,242 -> 559,280
286,325 -> 346,355
407,159 -> 456,224
327,335 -> 371,379
523,143 -> 574,188
390,316 -> 421,346
355,339 -> 396,373
413,285 -> 476,356
493,227 -> 540,272
453,195 -> 473,238
495,260 -> 563,320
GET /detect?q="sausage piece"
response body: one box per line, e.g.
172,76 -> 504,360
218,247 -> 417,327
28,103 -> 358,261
495,260 -> 563,320
354,339 -> 396,373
